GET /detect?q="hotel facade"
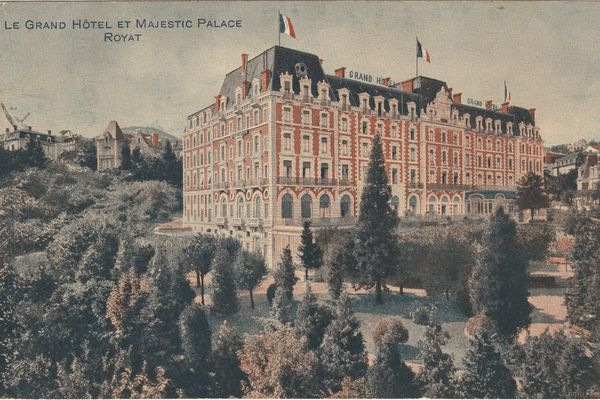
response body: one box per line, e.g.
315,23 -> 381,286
182,46 -> 544,265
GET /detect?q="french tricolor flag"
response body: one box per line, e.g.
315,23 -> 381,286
279,13 -> 296,38
417,38 -> 431,63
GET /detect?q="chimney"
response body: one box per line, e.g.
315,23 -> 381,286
28,126 -> 32,130
5,128 -> 9,134
382,77 -> 391,87
501,102 -> 509,113
485,100 -> 493,110
319,58 -> 324,65
452,92 -> 462,103
401,79 -> 414,93
260,69 -> 271,92
215,95 -> 221,113
47,130 -> 52,135
335,67 -> 346,78
241,53 -> 248,77
528,108 -> 536,121
152,132 -> 159,146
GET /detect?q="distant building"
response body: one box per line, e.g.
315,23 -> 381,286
543,150 -> 565,174
574,146 -> 600,209
568,139 -> 587,153
95,120 -> 176,171
0,127 -> 86,160
548,152 -> 581,176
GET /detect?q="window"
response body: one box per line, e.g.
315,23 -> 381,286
362,121 -> 368,135
303,161 -> 311,178
392,145 -> 398,160
342,139 -> 349,156
341,117 -> 348,132
341,195 -> 351,217
410,169 -> 416,183
301,194 -> 312,218
320,113 -> 328,128
442,151 -> 447,165
391,125 -> 398,138
282,194 -> 293,218
254,136 -> 259,153
302,110 -> 310,125
319,194 -> 330,209
320,163 -> 329,179
302,135 -> 310,152
341,164 -> 349,181
221,198 -> 227,217
410,129 -> 416,141
283,107 -> 291,123
237,197 -> 245,218
283,160 -> 292,177
442,131 -> 447,143
376,123 -> 383,135
283,133 -> 291,150
321,137 -> 328,154
362,142 -> 369,157
410,147 -> 416,162
429,149 -> 435,166
392,168 -> 398,184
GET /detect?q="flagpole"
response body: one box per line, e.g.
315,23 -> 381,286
415,37 -> 419,76
278,10 -> 281,46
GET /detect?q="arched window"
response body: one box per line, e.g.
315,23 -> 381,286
281,194 -> 293,219
237,197 -> 245,218
254,196 -> 261,218
221,198 -> 227,217
301,194 -> 312,219
428,195 -> 437,214
440,196 -> 449,215
408,195 -> 418,214
391,195 -> 399,214
340,195 -> 351,217
319,194 -> 330,217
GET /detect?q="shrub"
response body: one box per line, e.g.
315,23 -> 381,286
266,283 -> 276,306
372,318 -> 409,347
411,304 -> 434,326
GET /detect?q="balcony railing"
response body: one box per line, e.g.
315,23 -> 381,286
215,217 -> 227,226
230,218 -> 243,227
428,183 -> 471,191
282,91 -> 294,100
276,177 -> 338,186
246,218 -> 262,228
276,216 -> 357,227
214,182 -> 229,190
471,185 -> 515,192
407,182 -> 424,189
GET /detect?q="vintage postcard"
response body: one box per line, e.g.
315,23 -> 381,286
1,1 -> 599,398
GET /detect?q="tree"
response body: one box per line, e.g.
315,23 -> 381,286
120,140 -> 132,171
325,235 -> 354,300
319,292 -> 368,393
271,246 -> 297,322
234,250 -> 267,309
24,135 -> 48,168
106,268 -> 147,341
162,140 -> 182,188
565,215 -> 600,330
516,172 -> 550,222
239,325 -> 320,398
211,321 -> 245,398
353,134 -> 399,304
367,330 -> 420,398
0,264 -> 19,396
372,317 -> 409,348
182,234 -> 216,305
294,285 -> 334,349
460,330 -> 516,398
518,330 -> 593,398
516,222 -> 556,263
298,221 -> 322,281
417,321 -> 459,398
77,140 -> 97,170
178,303 -> 212,397
210,247 -> 240,316
469,208 -> 531,337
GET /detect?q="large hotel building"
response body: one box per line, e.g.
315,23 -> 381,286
182,46 -> 543,264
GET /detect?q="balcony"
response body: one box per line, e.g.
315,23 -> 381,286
340,103 -> 351,112
246,218 -> 262,228
214,182 -> 229,190
319,99 -> 331,107
215,217 -> 227,226
277,177 -> 338,186
230,218 -> 243,227
339,178 -> 353,186
282,91 -> 295,101
407,182 -> 424,189
428,183 -> 471,191
471,185 -> 515,192
276,216 -> 357,227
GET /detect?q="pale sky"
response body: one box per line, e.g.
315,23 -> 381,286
1,1 -> 599,145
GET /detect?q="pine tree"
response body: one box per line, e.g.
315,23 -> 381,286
234,250 -> 267,309
120,140 -> 132,170
294,285 -> 334,349
460,330 -> 516,398
210,247 -> 240,316
182,234 -> 217,305
298,221 -> 322,281
271,246 -> 297,321
353,134 -> 399,304
24,135 -> 48,168
516,172 -> 550,222
367,330 -> 420,398
179,303 -> 211,371
469,207 -> 531,337
325,236 -> 354,300
319,292 -> 368,393
417,322 -> 459,398
211,321 -> 245,398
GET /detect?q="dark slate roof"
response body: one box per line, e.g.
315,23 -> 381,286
3,129 -> 56,143
211,46 -> 537,134
326,75 -> 422,115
